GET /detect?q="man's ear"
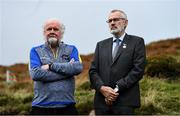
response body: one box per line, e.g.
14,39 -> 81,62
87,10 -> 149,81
125,19 -> 128,26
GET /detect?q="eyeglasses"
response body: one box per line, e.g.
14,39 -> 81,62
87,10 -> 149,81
46,27 -> 59,32
106,18 -> 126,23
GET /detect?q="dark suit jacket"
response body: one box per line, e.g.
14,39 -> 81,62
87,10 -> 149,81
89,34 -> 146,109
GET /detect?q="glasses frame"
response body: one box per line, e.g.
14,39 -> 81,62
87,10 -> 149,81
106,18 -> 126,23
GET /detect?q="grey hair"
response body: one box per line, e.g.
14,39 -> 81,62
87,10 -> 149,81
59,23 -> 65,37
110,9 -> 128,20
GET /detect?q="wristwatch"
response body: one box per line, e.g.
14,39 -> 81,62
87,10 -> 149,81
49,63 -> 53,71
114,85 -> 119,92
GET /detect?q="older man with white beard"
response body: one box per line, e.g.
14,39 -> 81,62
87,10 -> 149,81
89,9 -> 146,115
29,18 -> 83,115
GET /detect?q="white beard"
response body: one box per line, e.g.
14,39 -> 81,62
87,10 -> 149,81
48,37 -> 58,47
110,26 -> 124,35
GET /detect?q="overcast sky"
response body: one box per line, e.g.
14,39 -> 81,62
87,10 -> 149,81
0,0 -> 179,66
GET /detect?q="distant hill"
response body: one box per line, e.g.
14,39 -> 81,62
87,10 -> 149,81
77,37 -> 180,86
146,37 -> 180,57
0,37 -> 179,85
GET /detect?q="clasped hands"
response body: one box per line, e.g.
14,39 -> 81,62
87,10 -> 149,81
100,86 -> 119,106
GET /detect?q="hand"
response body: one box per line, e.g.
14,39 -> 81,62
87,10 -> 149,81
70,58 -> 75,63
41,64 -> 49,70
100,86 -> 119,101
100,86 -> 119,98
105,97 -> 113,106
100,86 -> 119,106
104,92 -> 119,106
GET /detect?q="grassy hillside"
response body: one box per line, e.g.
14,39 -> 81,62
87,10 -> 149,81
0,77 -> 179,115
0,37 -> 180,114
146,37 -> 180,57
138,77 -> 180,114
0,38 -> 179,85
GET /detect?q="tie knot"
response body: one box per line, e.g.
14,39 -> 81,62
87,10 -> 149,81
115,38 -> 120,45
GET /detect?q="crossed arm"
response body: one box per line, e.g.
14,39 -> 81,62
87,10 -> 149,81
29,47 -> 83,82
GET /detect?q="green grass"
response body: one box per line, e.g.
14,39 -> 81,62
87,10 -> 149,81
75,77 -> 180,115
136,77 -> 180,115
173,50 -> 180,62
75,89 -> 94,114
0,77 -> 179,115
0,82 -> 33,115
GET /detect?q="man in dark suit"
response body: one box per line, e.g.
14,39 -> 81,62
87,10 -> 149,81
89,9 -> 146,115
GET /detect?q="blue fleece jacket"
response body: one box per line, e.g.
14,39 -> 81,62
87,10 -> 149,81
29,42 -> 83,108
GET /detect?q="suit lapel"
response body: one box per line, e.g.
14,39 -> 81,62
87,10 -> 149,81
106,38 -> 113,65
112,34 -> 130,65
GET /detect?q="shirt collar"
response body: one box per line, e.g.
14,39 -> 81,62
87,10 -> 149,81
113,32 -> 126,42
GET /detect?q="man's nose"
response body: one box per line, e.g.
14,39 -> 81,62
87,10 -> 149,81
50,29 -> 55,32
111,23 -> 115,26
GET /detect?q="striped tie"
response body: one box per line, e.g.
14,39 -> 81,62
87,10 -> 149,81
112,39 -> 120,60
